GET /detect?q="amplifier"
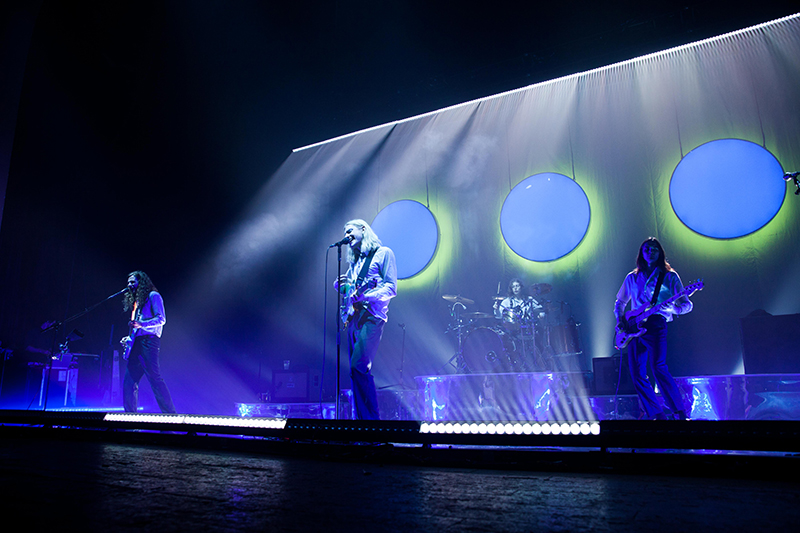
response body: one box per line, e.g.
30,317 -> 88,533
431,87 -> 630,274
273,371 -> 309,401
592,356 -> 635,395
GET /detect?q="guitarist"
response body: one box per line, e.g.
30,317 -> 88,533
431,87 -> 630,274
120,271 -> 176,414
334,219 -> 397,420
613,238 -> 693,420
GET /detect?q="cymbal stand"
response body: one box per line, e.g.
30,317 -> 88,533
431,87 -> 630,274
442,302 -> 468,373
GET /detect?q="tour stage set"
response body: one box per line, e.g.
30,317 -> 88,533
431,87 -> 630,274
3,13 -> 800,468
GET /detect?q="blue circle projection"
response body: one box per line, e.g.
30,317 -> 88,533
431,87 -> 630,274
670,139 -> 785,239
371,200 -> 438,279
500,173 -> 591,262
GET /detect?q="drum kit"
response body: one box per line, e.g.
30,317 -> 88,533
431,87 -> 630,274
443,286 -> 582,374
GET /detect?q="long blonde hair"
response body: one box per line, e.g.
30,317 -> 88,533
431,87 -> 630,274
344,219 -> 382,264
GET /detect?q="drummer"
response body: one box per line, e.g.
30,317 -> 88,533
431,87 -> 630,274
493,278 -> 544,332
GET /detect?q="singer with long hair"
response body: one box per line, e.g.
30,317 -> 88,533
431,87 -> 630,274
614,238 -> 692,420
121,270 -> 176,413
333,219 -> 397,420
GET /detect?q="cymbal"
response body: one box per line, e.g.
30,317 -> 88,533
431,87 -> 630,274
463,312 -> 492,319
530,283 -> 553,295
442,294 -> 474,305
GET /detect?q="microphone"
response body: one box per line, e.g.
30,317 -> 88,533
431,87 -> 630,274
109,286 -> 132,299
329,236 -> 352,247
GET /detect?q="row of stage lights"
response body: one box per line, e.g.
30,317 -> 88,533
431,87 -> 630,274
104,412 -> 600,437
420,421 -> 600,436
103,412 -> 599,439
104,412 -> 287,429
5,411 -> 799,452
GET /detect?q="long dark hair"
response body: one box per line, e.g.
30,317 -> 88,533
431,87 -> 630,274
123,271 -> 158,312
633,237 -> 673,274
507,278 -> 524,297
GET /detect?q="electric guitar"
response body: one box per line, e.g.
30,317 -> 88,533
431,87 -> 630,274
615,279 -> 704,350
341,278 -> 378,328
120,329 -> 134,361
120,301 -> 138,361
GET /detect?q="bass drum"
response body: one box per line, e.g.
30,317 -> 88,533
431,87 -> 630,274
462,327 -> 517,373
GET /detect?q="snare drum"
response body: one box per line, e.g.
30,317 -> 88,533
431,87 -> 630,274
502,309 -> 522,335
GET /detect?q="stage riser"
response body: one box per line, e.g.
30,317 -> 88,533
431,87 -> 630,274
236,373 -> 800,421
676,374 -> 800,421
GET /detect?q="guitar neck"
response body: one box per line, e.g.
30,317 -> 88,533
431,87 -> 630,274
640,282 -> 700,319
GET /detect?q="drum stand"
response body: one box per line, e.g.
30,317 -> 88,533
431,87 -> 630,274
519,320 -> 550,372
442,303 -> 469,373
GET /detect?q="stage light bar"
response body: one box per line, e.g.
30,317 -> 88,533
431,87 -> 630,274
419,421 -> 600,437
184,415 -> 286,429
104,413 -> 185,424
103,412 -> 287,430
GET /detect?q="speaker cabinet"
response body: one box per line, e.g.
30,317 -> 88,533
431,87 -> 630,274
272,371 -> 308,401
740,312 -> 800,374
592,356 -> 635,395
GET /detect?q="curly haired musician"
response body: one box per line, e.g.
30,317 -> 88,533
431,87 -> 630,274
121,270 -> 176,414
493,278 -> 543,327
334,219 -> 397,420
614,238 -> 692,420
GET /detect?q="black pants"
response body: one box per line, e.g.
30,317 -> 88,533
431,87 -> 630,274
627,315 -> 685,419
348,310 -> 383,420
123,335 -> 176,413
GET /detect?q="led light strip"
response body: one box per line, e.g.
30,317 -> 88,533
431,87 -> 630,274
184,415 -> 286,429
419,421 -> 600,436
104,413 -> 286,429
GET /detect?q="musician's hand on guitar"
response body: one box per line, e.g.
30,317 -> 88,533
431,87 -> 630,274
129,320 -> 142,329
336,275 -> 351,292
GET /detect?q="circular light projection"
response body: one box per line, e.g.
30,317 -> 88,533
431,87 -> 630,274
500,173 -> 591,262
670,139 -> 785,239
371,199 -> 438,279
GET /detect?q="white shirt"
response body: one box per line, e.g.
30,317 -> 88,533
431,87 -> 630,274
614,268 -> 692,323
335,246 -> 397,322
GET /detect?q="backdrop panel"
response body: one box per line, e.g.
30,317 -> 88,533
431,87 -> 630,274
193,16 -> 800,411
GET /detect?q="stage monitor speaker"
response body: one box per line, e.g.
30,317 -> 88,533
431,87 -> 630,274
273,371 -> 309,401
592,356 -> 635,395
740,312 -> 800,374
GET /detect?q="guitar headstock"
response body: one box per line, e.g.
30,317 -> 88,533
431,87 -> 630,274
685,278 -> 704,295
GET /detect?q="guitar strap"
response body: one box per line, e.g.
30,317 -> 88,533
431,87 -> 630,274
355,247 -> 378,287
650,269 -> 667,307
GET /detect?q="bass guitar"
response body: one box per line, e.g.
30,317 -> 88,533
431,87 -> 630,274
341,278 -> 378,328
615,279 -> 704,350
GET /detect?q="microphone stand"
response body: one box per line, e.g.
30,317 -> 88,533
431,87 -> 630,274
330,241 -> 349,419
336,244 -> 342,419
39,287 -> 129,411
